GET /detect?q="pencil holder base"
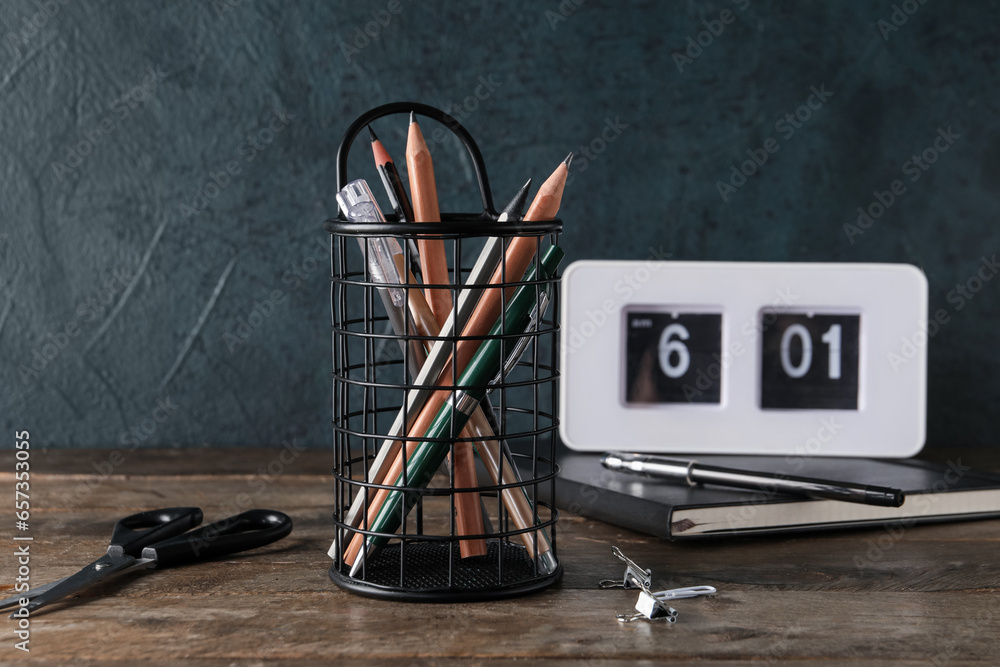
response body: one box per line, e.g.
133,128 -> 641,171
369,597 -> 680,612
328,540 -> 562,602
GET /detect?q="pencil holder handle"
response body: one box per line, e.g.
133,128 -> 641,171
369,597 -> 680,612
336,101 -> 496,217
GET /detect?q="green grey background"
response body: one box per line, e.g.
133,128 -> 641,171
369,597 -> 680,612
1,0 -> 997,449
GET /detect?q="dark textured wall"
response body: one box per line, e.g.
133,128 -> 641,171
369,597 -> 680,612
1,0 -> 997,449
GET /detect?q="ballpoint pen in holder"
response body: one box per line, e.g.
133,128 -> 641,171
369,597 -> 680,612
325,102 -> 564,601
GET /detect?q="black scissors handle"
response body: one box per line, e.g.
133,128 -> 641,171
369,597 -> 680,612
0,508 -> 292,617
108,507 -> 204,558
141,509 -> 293,568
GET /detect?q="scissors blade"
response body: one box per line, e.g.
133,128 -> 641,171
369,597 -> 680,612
1,563 -> 124,609
6,553 -> 153,617
0,572 -> 78,609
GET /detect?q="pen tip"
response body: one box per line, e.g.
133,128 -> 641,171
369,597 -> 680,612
409,110 -> 416,125
367,125 -> 378,142
563,152 -> 574,168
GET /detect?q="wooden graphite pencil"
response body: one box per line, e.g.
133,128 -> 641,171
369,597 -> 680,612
336,189 -> 528,556
464,376 -> 557,570
343,357 -> 459,568
362,122 -> 485,557
391,245 -> 438,340
329,178 -> 549,560
392,254 -> 487,558
334,180 -> 484,558
368,125 -> 415,222
392,179 -> 534,558
343,164 -> 571,570
432,153 -> 572,386
406,111 -> 452,328
344,329 -> 550,562
345,248 -> 564,573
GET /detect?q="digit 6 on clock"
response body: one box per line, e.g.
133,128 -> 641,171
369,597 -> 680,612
658,324 -> 691,378
624,311 -> 722,405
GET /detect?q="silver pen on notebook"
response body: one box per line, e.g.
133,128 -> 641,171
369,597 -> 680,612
601,452 -> 904,507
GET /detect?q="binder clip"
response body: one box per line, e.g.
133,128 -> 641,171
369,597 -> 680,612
599,546 -> 652,591
622,589 -> 679,623
600,546 -> 716,623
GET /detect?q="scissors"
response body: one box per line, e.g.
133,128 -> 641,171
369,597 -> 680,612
0,507 -> 292,616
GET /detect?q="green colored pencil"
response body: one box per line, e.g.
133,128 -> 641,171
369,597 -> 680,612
350,245 -> 565,575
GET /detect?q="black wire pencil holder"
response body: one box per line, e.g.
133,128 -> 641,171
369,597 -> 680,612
326,102 -> 562,601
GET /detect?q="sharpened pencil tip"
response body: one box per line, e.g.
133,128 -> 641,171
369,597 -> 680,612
409,110 -> 416,125
367,125 -> 378,142
563,152 -> 574,168
499,178 -> 533,221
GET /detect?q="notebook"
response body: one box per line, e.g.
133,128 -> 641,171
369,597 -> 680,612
555,451 -> 1000,539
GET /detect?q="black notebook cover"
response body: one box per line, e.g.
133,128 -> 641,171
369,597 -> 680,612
555,452 -> 1000,539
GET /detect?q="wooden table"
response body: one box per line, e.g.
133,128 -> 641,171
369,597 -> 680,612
2,446 -> 998,664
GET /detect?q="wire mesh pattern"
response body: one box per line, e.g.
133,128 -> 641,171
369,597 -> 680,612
327,219 -> 563,601
326,102 -> 564,601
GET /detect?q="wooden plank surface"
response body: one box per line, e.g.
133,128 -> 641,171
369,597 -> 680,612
0,446 -> 998,663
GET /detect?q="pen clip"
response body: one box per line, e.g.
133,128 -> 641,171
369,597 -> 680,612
490,290 -> 550,386
337,179 -> 407,307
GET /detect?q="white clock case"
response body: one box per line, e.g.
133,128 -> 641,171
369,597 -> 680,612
559,261 -> 928,458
